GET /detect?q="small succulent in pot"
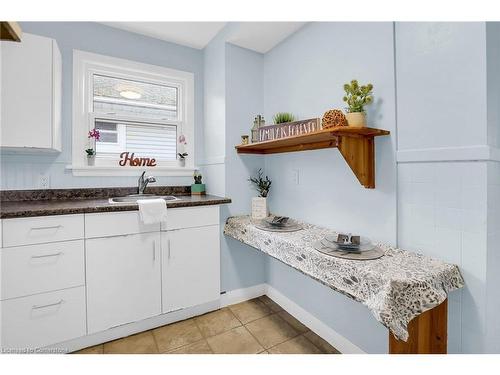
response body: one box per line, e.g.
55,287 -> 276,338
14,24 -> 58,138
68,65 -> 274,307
273,112 -> 295,124
249,168 -> 272,198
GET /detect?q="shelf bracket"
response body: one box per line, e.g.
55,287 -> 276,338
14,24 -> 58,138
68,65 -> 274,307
337,135 -> 375,189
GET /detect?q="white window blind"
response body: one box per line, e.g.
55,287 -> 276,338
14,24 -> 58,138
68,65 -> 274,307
125,123 -> 177,160
95,120 -> 177,161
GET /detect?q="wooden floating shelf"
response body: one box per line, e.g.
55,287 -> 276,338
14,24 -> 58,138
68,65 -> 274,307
235,126 -> 390,189
0,22 -> 22,42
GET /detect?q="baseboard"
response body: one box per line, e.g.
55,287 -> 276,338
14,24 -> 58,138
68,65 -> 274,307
45,299 -> 220,353
220,283 -> 365,354
219,283 -> 267,307
266,285 -> 366,354
47,283 -> 364,354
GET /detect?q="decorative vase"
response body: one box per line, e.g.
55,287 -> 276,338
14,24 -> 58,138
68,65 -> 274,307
87,155 -> 95,166
345,112 -> 366,127
178,158 -> 186,167
251,197 -> 268,220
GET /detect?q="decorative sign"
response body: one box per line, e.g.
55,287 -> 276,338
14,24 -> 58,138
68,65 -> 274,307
258,118 -> 321,142
119,152 -> 157,167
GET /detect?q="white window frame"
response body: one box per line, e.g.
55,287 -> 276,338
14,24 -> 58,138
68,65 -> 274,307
70,50 -> 195,176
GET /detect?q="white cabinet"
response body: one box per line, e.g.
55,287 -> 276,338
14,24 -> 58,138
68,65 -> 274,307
162,225 -> 220,313
86,232 -> 162,334
0,286 -> 86,349
1,33 -> 62,152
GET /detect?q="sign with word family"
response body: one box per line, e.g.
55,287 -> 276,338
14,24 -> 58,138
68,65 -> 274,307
258,118 -> 322,142
119,152 -> 157,167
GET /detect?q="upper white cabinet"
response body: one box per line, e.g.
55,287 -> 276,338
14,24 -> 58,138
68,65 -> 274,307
0,33 -> 62,152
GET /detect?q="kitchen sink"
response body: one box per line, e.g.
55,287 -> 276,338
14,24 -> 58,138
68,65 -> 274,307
109,194 -> 180,204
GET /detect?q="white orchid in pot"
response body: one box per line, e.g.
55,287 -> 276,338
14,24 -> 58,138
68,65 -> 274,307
177,134 -> 188,167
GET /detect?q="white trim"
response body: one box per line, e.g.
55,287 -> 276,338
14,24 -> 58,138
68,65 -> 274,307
65,165 -> 196,177
72,50 -> 195,176
219,283 -> 267,307
220,283 -> 365,354
266,285 -> 366,354
397,145 -> 500,163
44,299 -> 220,353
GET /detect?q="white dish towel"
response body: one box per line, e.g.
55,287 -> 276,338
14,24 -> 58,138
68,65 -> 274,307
137,199 -> 167,225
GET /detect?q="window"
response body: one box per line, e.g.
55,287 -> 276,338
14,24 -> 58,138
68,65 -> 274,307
72,51 -> 194,176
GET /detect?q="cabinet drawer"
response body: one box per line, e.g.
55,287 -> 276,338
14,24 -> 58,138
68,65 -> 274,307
2,214 -> 84,247
161,206 -> 219,231
85,211 -> 160,238
0,287 -> 86,349
1,240 -> 85,300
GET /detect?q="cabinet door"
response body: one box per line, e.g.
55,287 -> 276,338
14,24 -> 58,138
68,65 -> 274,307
162,225 -> 220,313
86,233 -> 161,334
1,33 -> 56,150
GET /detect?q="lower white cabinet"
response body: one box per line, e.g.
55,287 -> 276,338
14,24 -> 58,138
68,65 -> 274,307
0,206 -> 222,350
85,232 -> 161,334
0,286 -> 86,349
162,225 -> 220,313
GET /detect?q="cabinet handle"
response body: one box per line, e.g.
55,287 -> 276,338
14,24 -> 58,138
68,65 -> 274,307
153,240 -> 156,261
30,225 -> 62,231
167,238 -> 171,259
31,252 -> 62,259
32,299 -> 64,310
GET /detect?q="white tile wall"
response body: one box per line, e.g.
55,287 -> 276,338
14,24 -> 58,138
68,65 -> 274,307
398,161 -> 488,353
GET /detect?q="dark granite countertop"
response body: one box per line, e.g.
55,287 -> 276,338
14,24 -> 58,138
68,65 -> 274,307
0,187 -> 231,219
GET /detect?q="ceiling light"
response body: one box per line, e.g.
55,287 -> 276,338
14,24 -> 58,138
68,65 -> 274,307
120,90 -> 142,100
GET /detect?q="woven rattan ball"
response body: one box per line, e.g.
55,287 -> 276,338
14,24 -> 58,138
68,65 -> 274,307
322,109 -> 348,128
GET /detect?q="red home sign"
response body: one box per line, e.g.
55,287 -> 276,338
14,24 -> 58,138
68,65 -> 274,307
119,152 -> 157,167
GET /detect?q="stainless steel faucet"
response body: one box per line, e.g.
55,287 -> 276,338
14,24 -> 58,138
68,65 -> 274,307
138,171 -> 156,194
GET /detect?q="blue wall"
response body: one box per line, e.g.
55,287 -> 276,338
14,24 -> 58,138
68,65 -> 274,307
262,22 -> 397,353
1,22 -> 205,189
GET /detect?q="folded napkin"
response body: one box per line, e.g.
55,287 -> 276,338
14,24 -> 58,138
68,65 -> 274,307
137,198 -> 167,224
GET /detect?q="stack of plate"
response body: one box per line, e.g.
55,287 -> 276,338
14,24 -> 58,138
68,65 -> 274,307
312,235 -> 384,260
253,216 -> 303,232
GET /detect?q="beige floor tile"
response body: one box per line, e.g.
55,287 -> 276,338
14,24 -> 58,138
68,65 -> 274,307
167,339 -> 213,354
207,326 -> 263,354
303,331 -> 341,354
73,344 -> 103,354
229,298 -> 272,324
103,331 -> 158,354
245,314 -> 299,349
195,308 -> 241,338
268,335 -> 322,354
277,311 -> 310,334
153,318 -> 203,353
259,295 -> 284,312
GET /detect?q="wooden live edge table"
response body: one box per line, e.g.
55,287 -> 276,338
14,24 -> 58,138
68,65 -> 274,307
224,216 -> 465,354
235,126 -> 390,189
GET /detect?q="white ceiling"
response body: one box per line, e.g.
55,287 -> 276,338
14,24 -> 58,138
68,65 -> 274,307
227,22 -> 307,53
101,22 -> 307,53
101,22 -> 227,50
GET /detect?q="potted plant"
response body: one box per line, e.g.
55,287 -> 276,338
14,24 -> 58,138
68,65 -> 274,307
342,80 -> 374,127
86,129 -> 100,166
249,168 -> 272,220
273,112 -> 295,124
177,152 -> 188,167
